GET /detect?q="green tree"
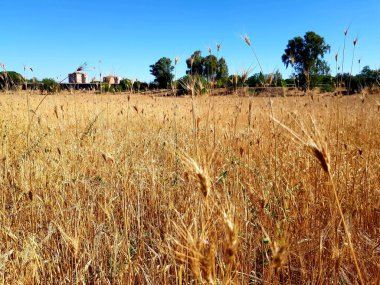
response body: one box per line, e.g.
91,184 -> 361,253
216,58 -> 229,86
311,59 -> 330,76
186,51 -> 204,76
203,54 -> 218,81
247,73 -> 265,87
186,51 -> 229,87
336,73 -> 361,94
119,78 -> 133,91
359,66 -> 380,88
133,80 -> 148,92
282,31 -> 330,90
27,77 -> 40,83
41,78 -> 60,93
149,57 -> 174,89
271,70 -> 286,87
177,74 -> 210,95
0,71 -> 24,90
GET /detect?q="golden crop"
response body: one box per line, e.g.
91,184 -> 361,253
0,92 -> 379,284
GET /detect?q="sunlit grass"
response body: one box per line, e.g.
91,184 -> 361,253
0,92 -> 379,284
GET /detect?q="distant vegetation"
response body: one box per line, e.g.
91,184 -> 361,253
1,30 -> 379,95
0,71 -> 24,90
282,31 -> 331,90
149,57 -> 174,89
41,78 -> 60,93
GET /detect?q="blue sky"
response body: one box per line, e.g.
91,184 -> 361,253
1,0 -> 379,82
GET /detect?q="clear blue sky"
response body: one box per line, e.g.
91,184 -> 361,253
1,0 -> 379,82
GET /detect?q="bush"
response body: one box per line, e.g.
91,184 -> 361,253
336,73 -> 361,94
119,79 -> 133,91
312,75 -> 335,93
177,75 -> 210,95
216,77 -> 229,88
0,71 -> 24,90
42,78 -> 60,93
139,82 -> 149,91
357,66 -> 380,89
103,84 -> 115,93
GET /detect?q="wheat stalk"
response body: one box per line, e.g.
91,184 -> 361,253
272,116 -> 365,284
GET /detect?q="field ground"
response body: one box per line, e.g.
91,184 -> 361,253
0,92 -> 379,284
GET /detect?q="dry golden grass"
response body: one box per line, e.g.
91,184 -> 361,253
0,92 -> 379,284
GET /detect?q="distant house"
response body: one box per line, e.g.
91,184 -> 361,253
68,72 -> 87,84
103,75 -> 119,84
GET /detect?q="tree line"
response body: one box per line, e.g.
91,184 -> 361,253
1,31 -> 379,93
149,31 -> 379,93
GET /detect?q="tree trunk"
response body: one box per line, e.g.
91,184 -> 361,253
304,69 -> 310,91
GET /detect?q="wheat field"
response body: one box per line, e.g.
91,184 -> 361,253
0,92 -> 379,284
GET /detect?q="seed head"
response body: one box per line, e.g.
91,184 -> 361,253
269,74 -> 273,85
243,35 -> 251,47
189,161 -> 211,197
232,74 -> 239,86
272,241 -> 288,274
76,62 -> 88,72
208,47 -> 212,54
335,52 -> 338,62
353,38 -> 358,46
175,56 -> 179,65
310,144 -> 330,173
216,43 -> 221,52
241,69 -> 250,83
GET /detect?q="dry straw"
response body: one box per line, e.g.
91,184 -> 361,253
335,51 -> 339,88
273,116 -> 365,284
340,27 -> 349,87
348,37 -> 358,93
216,43 -> 221,52
242,34 -> 265,79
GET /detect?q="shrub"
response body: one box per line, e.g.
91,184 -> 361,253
0,71 -> 24,90
177,75 -> 210,95
119,79 -> 133,91
311,75 -> 335,93
41,78 -> 60,93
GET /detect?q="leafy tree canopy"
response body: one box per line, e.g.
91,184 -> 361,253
186,51 -> 204,76
42,78 -> 60,93
282,31 -> 330,90
246,70 -> 285,87
0,71 -> 24,90
359,66 -> 380,87
216,57 -> 229,82
186,51 -> 229,85
149,57 -> 174,89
